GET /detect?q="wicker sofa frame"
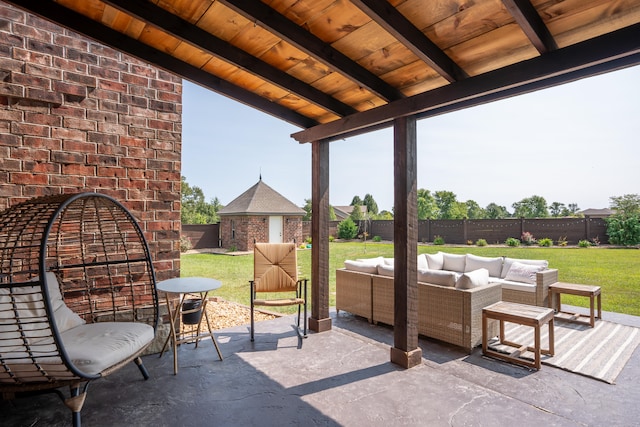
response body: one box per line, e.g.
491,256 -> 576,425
0,193 -> 159,427
336,269 -> 502,352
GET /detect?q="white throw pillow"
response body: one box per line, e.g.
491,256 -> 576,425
377,263 -> 395,277
455,268 -> 489,289
504,262 -> 546,284
465,254 -> 503,278
344,260 -> 379,274
417,269 -> 457,287
442,253 -> 466,272
425,252 -> 444,270
500,257 -> 548,278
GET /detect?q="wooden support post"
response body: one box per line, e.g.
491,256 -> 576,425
390,116 -> 422,368
310,140 -> 332,332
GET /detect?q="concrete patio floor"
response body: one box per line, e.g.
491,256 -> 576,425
2,307 -> 639,427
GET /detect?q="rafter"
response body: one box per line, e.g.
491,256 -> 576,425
218,0 -> 405,102
502,0 -> 558,54
102,0 -> 357,118
351,0 -> 467,82
5,0 -> 316,128
292,24 -> 640,143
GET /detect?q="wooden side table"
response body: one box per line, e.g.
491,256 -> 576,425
482,301 -> 555,370
549,282 -> 601,327
157,277 -> 224,375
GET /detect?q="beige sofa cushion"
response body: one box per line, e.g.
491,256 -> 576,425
442,253 -> 466,272
425,252 -> 444,270
465,254 -> 503,278
418,269 -> 458,287
344,260 -> 379,274
377,263 -> 395,277
417,254 -> 429,270
455,268 -> 489,289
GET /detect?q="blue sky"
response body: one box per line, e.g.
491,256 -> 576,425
182,65 -> 639,214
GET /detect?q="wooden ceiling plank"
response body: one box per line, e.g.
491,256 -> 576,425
502,0 -> 558,53
292,23 -> 640,143
101,0 -> 355,117
5,0 -> 316,128
351,0 -> 468,82
218,0 -> 405,102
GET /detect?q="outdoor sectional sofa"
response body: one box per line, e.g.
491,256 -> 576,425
335,252 -> 559,351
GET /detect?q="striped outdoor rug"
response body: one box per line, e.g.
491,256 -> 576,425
487,320 -> 640,383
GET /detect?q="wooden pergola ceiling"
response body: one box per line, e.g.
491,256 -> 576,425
9,0 -> 640,143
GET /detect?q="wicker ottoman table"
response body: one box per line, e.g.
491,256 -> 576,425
482,301 -> 555,370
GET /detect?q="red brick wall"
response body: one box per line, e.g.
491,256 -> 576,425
220,215 -> 303,251
0,3 -> 182,281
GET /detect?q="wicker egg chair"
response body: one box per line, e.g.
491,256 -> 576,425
0,192 -> 159,427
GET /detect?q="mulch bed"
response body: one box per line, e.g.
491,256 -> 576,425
180,298 -> 279,332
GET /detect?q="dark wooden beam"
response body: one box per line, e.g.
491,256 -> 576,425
5,0 -> 316,128
219,0 -> 405,102
331,52 -> 640,141
102,0 -> 357,118
502,0 -> 558,53
291,23 -> 640,143
390,115 -> 421,369
310,140 -> 332,333
352,0 -> 467,82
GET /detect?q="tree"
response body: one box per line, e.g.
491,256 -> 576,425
610,194 -> 640,216
181,176 -> 221,224
549,202 -> 566,217
350,195 -> 363,206
417,188 -> 437,220
567,203 -> 580,215
485,203 -> 510,219
606,194 -> 640,246
512,195 -> 549,218
350,203 -> 363,221
377,210 -> 393,220
302,198 -> 336,221
363,193 -> 379,215
465,200 -> 486,219
435,191 -> 466,219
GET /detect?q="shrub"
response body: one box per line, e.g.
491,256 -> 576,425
606,215 -> 640,246
180,235 -> 193,252
433,235 -> 445,245
505,237 -> 521,247
521,231 -> 536,246
556,236 -> 568,247
305,236 -> 312,244
466,240 -> 473,245
476,238 -> 488,246
578,239 -> 591,248
538,237 -> 553,247
372,235 -> 382,242
329,235 -> 335,242
337,218 -> 358,240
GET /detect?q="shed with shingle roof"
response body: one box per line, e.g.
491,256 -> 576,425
218,179 -> 305,251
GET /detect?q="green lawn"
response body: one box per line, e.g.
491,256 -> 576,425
180,243 -> 640,316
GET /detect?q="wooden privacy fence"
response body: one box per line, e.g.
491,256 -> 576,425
304,217 -> 609,245
186,217 -> 608,249
182,224 -> 221,249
